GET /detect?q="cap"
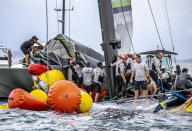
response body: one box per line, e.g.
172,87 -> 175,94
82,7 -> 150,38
129,54 -> 134,57
70,59 -> 76,64
32,36 -> 39,40
124,54 -> 128,60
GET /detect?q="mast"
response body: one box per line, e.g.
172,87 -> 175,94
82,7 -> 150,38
62,0 -> 65,35
98,0 -> 120,98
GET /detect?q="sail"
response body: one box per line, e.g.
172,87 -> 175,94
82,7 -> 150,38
111,0 -> 133,54
41,34 -> 104,67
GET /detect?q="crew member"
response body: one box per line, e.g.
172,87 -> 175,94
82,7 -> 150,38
149,52 -> 163,85
153,68 -> 192,113
20,36 -> 45,66
110,55 -> 126,99
130,54 -> 149,104
82,62 -> 93,97
93,62 -> 104,102
73,61 -> 84,88
174,68 -> 192,98
67,59 -> 78,82
74,51 -> 84,88
125,54 -> 136,85
161,69 -> 173,90
147,78 -> 157,98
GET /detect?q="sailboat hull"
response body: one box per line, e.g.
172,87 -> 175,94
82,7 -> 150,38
0,68 -> 33,99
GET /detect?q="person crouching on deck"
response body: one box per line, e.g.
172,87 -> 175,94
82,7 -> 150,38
130,54 -> 149,104
20,36 -> 46,67
82,62 -> 93,97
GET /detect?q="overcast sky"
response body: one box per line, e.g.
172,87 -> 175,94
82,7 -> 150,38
0,0 -> 192,59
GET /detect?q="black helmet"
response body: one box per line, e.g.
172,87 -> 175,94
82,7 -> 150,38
32,36 -> 39,40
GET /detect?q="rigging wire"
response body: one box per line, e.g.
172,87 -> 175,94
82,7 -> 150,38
68,0 -> 76,52
119,0 -> 135,53
162,0 -> 177,64
45,0 -> 49,87
69,0 -> 71,38
147,0 -> 165,50
56,0 -> 61,34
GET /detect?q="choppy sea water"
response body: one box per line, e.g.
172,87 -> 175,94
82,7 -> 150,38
1,61 -> 191,130
0,99 -> 192,131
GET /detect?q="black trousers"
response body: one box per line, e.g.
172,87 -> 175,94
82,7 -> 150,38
115,75 -> 126,98
150,70 -> 158,85
76,77 -> 83,88
121,73 -> 132,98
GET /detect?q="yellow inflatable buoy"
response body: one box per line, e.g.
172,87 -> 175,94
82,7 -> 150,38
34,70 -> 66,89
78,91 -> 93,113
30,89 -> 48,103
0,106 -> 9,110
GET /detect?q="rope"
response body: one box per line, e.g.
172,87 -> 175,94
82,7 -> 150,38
162,0 -> 177,64
68,0 -> 76,53
45,0 -> 49,87
147,0 -> 165,50
119,0 -> 135,53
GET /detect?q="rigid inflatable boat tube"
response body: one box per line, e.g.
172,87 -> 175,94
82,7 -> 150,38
8,89 -> 48,111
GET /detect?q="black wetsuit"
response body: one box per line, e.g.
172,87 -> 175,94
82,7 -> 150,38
20,39 -> 35,55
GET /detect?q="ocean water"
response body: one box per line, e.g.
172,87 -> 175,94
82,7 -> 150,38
0,99 -> 192,131
1,61 -> 191,130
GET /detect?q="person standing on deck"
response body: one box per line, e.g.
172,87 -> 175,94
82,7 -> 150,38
82,62 -> 93,97
73,62 -> 83,88
149,52 -> 163,85
125,54 -> 136,86
110,55 -> 126,99
130,54 -> 149,104
74,51 -> 84,88
93,62 -> 104,102
20,36 -> 46,67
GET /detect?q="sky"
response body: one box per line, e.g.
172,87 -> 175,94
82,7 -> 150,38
0,0 -> 192,59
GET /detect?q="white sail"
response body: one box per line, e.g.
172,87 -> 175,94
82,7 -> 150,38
111,0 -> 133,54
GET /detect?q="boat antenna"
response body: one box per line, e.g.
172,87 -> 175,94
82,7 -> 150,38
45,0 -> 49,87
119,0 -> 135,53
161,0 -> 177,64
147,0 -> 165,50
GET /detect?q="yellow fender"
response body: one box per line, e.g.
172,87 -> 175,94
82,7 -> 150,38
0,106 -> 9,110
30,89 -> 48,103
78,91 -> 93,113
34,70 -> 66,89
